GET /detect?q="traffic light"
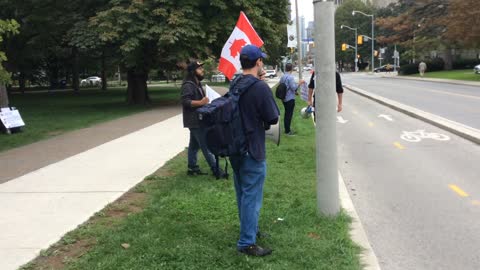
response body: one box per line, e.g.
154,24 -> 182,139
374,50 -> 379,57
357,35 -> 363,45
341,43 -> 347,51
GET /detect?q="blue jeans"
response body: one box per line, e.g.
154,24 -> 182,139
187,128 -> 217,173
229,153 -> 266,249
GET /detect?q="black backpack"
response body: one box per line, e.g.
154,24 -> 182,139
275,82 -> 287,100
196,75 -> 259,178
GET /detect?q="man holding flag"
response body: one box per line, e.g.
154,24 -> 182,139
219,12 -> 279,257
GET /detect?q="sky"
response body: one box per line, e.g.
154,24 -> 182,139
291,0 -> 315,24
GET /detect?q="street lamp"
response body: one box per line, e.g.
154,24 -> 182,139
413,23 -> 421,64
352,10 -> 374,72
340,24 -> 358,72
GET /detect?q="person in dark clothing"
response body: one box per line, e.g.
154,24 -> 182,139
307,71 -> 344,113
180,61 -> 226,178
230,45 -> 279,257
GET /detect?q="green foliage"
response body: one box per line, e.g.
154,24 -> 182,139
399,58 -> 445,75
0,18 -> 19,83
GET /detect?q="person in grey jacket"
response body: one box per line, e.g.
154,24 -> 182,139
279,63 -> 304,135
181,61 -> 226,179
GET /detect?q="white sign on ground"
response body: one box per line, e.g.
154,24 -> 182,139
400,130 -> 450,142
0,108 -> 25,129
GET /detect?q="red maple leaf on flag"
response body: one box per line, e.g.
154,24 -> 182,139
229,39 -> 247,58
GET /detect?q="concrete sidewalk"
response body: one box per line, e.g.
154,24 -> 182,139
0,112 -> 190,270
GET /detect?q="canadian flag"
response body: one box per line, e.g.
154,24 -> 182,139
218,12 -> 264,80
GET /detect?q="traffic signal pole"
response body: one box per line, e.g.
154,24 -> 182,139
313,0 -> 339,216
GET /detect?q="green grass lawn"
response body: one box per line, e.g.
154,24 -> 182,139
0,86 -> 180,152
410,69 -> 480,82
22,95 -> 361,270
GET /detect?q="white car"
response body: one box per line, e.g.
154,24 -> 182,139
264,70 -> 277,78
474,64 -> 480,74
81,76 -> 102,86
211,73 -> 226,82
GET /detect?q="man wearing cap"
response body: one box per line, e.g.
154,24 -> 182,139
181,61 -> 226,179
229,45 -> 279,256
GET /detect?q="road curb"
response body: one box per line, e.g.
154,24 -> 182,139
339,172 -> 382,270
377,74 -> 480,88
344,84 -> 480,145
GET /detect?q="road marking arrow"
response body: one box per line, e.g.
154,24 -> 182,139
337,116 -> 349,124
378,114 -> 393,121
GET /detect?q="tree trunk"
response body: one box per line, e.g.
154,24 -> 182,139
0,84 -> 9,108
126,67 -> 150,105
19,72 -> 26,94
72,48 -> 80,92
101,50 -> 107,91
444,48 -> 453,70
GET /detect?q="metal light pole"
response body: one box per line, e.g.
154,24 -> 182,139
352,10 -> 374,72
295,0 -> 303,80
313,0 -> 339,216
340,24 -> 358,72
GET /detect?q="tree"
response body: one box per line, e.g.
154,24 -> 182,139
0,19 -> 19,107
335,0 -> 374,70
92,0 -> 289,105
443,0 -> 480,49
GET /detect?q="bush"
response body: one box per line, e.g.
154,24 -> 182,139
399,58 -> 445,75
399,63 -> 418,75
452,59 -> 480,70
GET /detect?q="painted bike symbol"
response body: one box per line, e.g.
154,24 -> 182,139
400,130 -> 450,142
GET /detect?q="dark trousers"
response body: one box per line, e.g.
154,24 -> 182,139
187,128 -> 217,173
282,99 -> 295,133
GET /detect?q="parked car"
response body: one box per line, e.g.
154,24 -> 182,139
374,65 -> 399,73
474,64 -> 480,74
211,73 -> 226,82
264,69 -> 277,78
80,76 -> 102,86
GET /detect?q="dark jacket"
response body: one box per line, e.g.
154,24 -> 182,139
181,80 -> 205,128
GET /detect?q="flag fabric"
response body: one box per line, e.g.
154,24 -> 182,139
218,12 -> 264,80
287,23 -> 297,48
205,84 -> 221,103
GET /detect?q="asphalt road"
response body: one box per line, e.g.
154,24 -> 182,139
337,90 -> 480,270
341,73 -> 480,130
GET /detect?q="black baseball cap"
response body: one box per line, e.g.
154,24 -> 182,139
187,61 -> 204,72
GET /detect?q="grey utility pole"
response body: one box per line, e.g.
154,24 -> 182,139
295,0 -> 303,80
313,0 -> 339,216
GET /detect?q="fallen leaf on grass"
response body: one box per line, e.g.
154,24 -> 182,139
307,232 -> 321,240
121,243 -> 130,249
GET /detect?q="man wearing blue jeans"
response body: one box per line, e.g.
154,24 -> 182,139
181,61 -> 226,179
230,45 -> 279,256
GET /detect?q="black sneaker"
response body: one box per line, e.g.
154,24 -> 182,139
238,245 -> 272,257
187,168 -> 208,176
214,169 -> 228,179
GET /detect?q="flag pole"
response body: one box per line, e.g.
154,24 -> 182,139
295,0 -> 303,81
